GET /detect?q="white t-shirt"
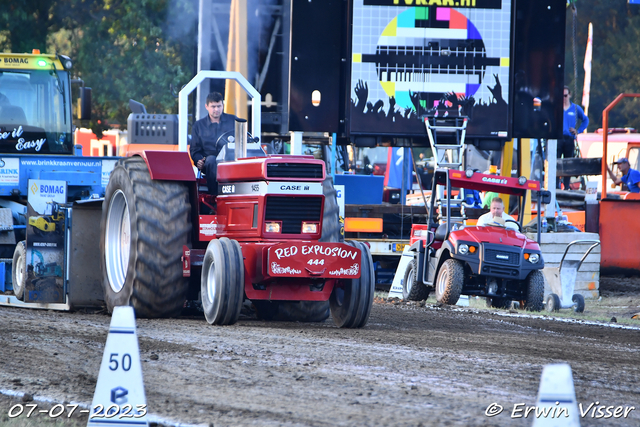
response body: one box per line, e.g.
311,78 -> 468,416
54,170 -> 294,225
476,211 -> 519,231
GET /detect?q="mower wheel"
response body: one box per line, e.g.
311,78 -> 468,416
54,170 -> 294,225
524,270 -> 545,311
403,258 -> 430,301
572,293 -> 585,313
330,241 -> 375,328
546,293 -> 561,312
11,241 -> 26,300
101,157 -> 191,318
201,238 -> 245,325
489,298 -> 512,309
435,259 -> 463,305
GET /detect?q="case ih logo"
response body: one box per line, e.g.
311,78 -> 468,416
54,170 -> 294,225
482,176 -> 508,185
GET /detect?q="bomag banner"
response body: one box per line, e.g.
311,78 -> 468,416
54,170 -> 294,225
25,179 -> 67,303
349,0 -> 512,138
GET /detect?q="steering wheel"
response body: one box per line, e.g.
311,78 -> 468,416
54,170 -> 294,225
216,130 -> 235,148
505,219 -> 522,232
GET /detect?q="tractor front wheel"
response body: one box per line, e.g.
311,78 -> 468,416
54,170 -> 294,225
201,238 -> 245,325
329,241 -> 374,328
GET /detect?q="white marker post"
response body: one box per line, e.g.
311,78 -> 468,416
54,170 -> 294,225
532,363 -> 580,427
88,306 -> 148,427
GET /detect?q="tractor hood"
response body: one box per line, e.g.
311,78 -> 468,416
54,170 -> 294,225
217,155 -> 325,182
449,226 -> 539,250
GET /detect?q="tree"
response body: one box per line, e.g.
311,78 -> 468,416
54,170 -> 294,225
0,0 -> 197,138
565,1 -> 640,131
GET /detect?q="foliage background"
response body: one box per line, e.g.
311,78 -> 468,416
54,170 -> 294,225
1,0 -> 640,136
0,0 -> 197,137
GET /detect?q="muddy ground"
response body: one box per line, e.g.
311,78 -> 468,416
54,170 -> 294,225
1,276 -> 639,427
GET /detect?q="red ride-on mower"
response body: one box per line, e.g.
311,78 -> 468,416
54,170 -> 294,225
403,169 -> 549,311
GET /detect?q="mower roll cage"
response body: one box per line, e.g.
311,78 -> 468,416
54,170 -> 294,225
429,169 -> 547,244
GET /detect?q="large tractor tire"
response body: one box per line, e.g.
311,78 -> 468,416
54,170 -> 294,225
435,259 -> 464,305
280,301 -> 331,322
281,176 -> 343,322
201,238 -> 244,325
329,241 -> 375,328
523,270 -> 545,311
11,241 -> 26,300
320,176 -> 342,243
100,157 -> 191,318
403,258 -> 430,301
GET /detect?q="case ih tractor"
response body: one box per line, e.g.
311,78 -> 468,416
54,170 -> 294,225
403,168 -> 546,311
99,72 -> 374,327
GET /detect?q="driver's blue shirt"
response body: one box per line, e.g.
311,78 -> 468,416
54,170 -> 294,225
621,168 -> 640,193
190,112 -> 238,164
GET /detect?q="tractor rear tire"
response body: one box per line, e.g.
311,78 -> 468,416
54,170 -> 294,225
201,238 -> 244,325
280,301 -> 331,322
101,157 -> 191,318
435,259 -> 463,305
403,258 -> 430,301
11,241 -> 26,300
320,176 -> 342,243
524,270 -> 545,311
253,300 -> 280,320
329,241 -> 375,328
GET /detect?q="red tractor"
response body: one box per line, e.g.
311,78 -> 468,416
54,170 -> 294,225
99,72 -> 374,327
403,168 -> 546,310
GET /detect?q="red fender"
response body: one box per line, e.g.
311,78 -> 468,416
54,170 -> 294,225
137,150 -> 196,181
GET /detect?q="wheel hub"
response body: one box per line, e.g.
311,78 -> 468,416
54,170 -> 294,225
105,190 -> 131,293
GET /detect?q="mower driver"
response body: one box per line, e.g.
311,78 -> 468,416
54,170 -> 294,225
476,197 -> 519,231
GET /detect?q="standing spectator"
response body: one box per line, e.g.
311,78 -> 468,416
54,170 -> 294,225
560,86 -> 589,190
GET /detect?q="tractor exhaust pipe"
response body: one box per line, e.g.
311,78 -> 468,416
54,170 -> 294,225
235,118 -> 248,161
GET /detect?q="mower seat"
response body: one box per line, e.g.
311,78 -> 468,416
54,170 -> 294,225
434,223 -> 448,241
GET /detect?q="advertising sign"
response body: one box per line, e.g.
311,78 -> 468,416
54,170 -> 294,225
0,157 -> 19,184
350,0 -> 513,138
25,179 -> 67,303
268,242 -> 362,278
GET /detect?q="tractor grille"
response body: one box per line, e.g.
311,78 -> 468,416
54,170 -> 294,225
265,196 -> 322,234
267,163 -> 323,179
484,248 -> 519,266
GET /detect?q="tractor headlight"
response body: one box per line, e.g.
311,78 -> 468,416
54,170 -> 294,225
301,222 -> 318,234
459,244 -> 469,255
265,221 -> 281,233
518,176 -> 527,185
528,253 -> 540,264
465,169 -> 474,178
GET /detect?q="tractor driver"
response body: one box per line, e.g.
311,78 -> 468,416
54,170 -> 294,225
476,197 -> 519,231
190,92 -> 239,196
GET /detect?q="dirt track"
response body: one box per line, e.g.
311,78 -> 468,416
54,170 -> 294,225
1,278 -> 640,427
